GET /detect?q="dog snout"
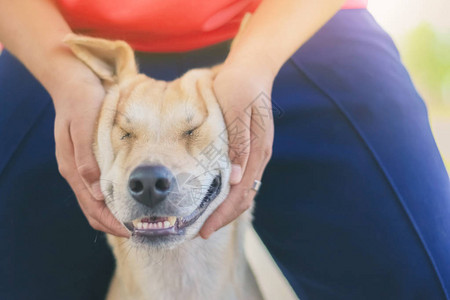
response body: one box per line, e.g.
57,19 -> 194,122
128,165 -> 174,208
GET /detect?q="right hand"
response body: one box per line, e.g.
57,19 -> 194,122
51,68 -> 129,237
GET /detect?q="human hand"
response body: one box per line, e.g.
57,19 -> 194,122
199,61 -> 275,239
51,68 -> 129,237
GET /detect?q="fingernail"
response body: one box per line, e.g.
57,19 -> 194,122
229,164 -> 242,185
91,181 -> 104,200
201,231 -> 213,240
121,229 -> 131,238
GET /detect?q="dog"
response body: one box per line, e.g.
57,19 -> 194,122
64,24 -> 263,300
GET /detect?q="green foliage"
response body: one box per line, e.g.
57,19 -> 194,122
400,23 -> 450,105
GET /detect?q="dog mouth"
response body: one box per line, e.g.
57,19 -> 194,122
124,174 -> 222,237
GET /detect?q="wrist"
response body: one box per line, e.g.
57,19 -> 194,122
223,51 -> 278,86
39,44 -> 102,101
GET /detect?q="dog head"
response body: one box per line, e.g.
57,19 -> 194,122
65,34 -> 231,249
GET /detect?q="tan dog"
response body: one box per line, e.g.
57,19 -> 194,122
64,32 -> 263,300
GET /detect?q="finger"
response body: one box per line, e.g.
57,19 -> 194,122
55,119 -> 77,182
70,117 -> 104,200
56,122 -> 128,237
222,107 -> 251,185
69,162 -> 130,237
200,107 -> 274,239
199,154 -> 263,239
76,190 -> 130,237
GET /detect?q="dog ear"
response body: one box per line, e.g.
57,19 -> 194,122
94,85 -> 120,172
63,33 -> 137,83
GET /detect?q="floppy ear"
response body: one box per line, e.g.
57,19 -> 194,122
63,33 -> 137,83
93,85 -> 120,173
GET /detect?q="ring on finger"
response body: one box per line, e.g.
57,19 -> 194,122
251,180 -> 262,193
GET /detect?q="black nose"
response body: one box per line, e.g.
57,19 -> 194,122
128,165 -> 174,208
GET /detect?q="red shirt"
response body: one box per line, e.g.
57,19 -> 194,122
55,0 -> 368,52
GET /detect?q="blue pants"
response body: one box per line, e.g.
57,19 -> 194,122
1,9 -> 449,300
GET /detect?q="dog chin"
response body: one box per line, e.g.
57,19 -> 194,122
129,233 -> 189,250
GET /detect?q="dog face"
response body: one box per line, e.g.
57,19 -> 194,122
65,35 -> 231,249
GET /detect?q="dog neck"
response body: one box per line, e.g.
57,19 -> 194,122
106,214 -> 255,300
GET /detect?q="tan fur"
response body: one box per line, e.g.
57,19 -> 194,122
65,33 -> 262,300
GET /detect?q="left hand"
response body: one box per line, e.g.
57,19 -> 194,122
199,60 -> 276,239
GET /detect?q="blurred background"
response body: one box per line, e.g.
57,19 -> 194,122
369,0 -> 450,169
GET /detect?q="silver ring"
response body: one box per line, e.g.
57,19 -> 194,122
251,180 -> 262,192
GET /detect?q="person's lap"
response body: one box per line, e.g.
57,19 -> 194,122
252,10 -> 450,299
0,9 -> 449,300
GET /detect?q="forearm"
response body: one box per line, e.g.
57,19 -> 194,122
0,0 -> 98,98
226,0 -> 346,77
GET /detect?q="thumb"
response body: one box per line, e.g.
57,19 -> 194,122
223,109 -> 251,185
71,121 -> 104,200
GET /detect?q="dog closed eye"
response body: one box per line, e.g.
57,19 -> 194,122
120,131 -> 132,140
183,127 -> 197,137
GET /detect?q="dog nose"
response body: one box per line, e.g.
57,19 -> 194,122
128,165 -> 174,208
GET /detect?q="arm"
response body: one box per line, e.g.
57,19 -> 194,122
0,0 -> 89,96
200,0 -> 346,238
227,0 -> 346,76
0,0 -> 128,237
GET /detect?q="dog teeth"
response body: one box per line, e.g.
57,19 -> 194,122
168,216 -> 177,226
132,217 -> 178,230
